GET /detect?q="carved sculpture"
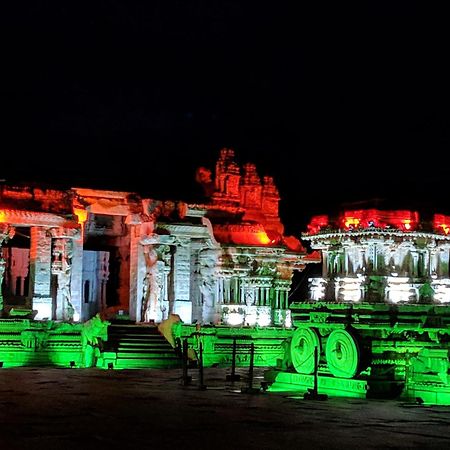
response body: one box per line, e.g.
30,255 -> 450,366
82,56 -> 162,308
142,244 -> 159,322
52,236 -> 76,321
198,248 -> 220,324
81,312 -> 110,367
59,265 -> 75,321
81,313 -> 109,347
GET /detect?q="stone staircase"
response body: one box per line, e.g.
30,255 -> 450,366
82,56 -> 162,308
100,324 -> 181,369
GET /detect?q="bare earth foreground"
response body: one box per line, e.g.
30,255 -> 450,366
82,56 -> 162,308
1,367 -> 450,450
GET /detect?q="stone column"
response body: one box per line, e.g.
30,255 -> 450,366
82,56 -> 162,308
30,227 -> 52,320
240,285 -> 245,305
49,227 -> 83,322
173,239 -> 192,323
98,251 -> 110,312
429,246 -> 438,278
128,224 -> 141,322
69,234 -> 83,322
51,237 -> 65,320
233,278 -> 240,303
141,244 -> 159,323
322,251 -> 328,278
0,257 -> 6,312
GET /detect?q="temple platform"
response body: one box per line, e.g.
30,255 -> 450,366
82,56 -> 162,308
264,370 -> 369,398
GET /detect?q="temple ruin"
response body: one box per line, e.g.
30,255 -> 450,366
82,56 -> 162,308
0,149 -> 319,327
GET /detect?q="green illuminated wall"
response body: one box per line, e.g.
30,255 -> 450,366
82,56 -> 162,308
174,324 -> 293,368
0,317 -> 107,368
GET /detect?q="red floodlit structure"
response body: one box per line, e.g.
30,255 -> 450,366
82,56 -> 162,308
306,215 -> 329,234
433,214 -> 450,235
306,209 -> 420,234
340,210 -> 419,231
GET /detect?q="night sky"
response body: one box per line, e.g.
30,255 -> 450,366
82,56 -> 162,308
2,1 -> 449,235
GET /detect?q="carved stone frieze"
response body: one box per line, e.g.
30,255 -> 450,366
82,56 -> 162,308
0,209 -> 71,227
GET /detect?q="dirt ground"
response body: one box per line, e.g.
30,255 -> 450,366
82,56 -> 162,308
1,367 -> 449,450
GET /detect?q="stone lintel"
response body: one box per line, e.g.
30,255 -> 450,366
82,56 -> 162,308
0,209 -> 73,227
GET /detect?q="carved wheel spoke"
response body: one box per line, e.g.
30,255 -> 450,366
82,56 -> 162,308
325,329 -> 360,379
290,328 -> 320,374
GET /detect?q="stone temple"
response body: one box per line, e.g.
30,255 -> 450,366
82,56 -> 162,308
4,150 -> 450,406
0,148 -> 319,327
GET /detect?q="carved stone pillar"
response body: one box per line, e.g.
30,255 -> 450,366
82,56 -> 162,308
52,238 -> 73,321
429,241 -> 438,278
70,233 -> 83,321
50,227 -> 85,322
98,251 -> 110,312
173,238 -> 193,323
50,227 -> 82,322
141,243 -> 159,323
128,224 -> 141,322
322,251 -> 329,278
0,257 -> 5,312
198,247 -> 220,324
30,227 -> 52,320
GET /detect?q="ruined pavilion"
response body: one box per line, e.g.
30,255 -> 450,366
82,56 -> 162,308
0,149 -> 319,327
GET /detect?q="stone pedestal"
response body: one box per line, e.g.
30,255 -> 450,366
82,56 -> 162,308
33,297 -> 53,320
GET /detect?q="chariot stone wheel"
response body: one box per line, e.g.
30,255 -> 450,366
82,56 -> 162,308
325,329 -> 360,378
290,328 -> 321,374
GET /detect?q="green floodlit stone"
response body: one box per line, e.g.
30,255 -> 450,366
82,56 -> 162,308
174,324 -> 294,368
265,370 -> 368,398
290,328 -> 320,374
273,301 -> 450,404
0,318 -> 107,368
325,329 -> 359,379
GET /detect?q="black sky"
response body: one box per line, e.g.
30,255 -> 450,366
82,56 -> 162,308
1,1 -> 449,234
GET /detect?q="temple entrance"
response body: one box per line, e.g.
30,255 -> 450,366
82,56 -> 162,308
81,250 -> 110,319
81,245 -> 124,319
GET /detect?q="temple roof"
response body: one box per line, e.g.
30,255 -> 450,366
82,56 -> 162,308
303,209 -> 450,238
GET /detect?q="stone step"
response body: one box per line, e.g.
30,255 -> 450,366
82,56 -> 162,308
102,324 -> 181,368
116,351 -> 179,359
116,346 -> 175,353
109,326 -> 160,334
112,359 -> 181,369
108,335 -> 166,341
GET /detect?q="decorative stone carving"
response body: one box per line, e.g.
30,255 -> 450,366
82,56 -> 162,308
141,244 -> 159,322
198,248 -> 220,324
304,210 -> 450,304
51,236 -> 76,320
